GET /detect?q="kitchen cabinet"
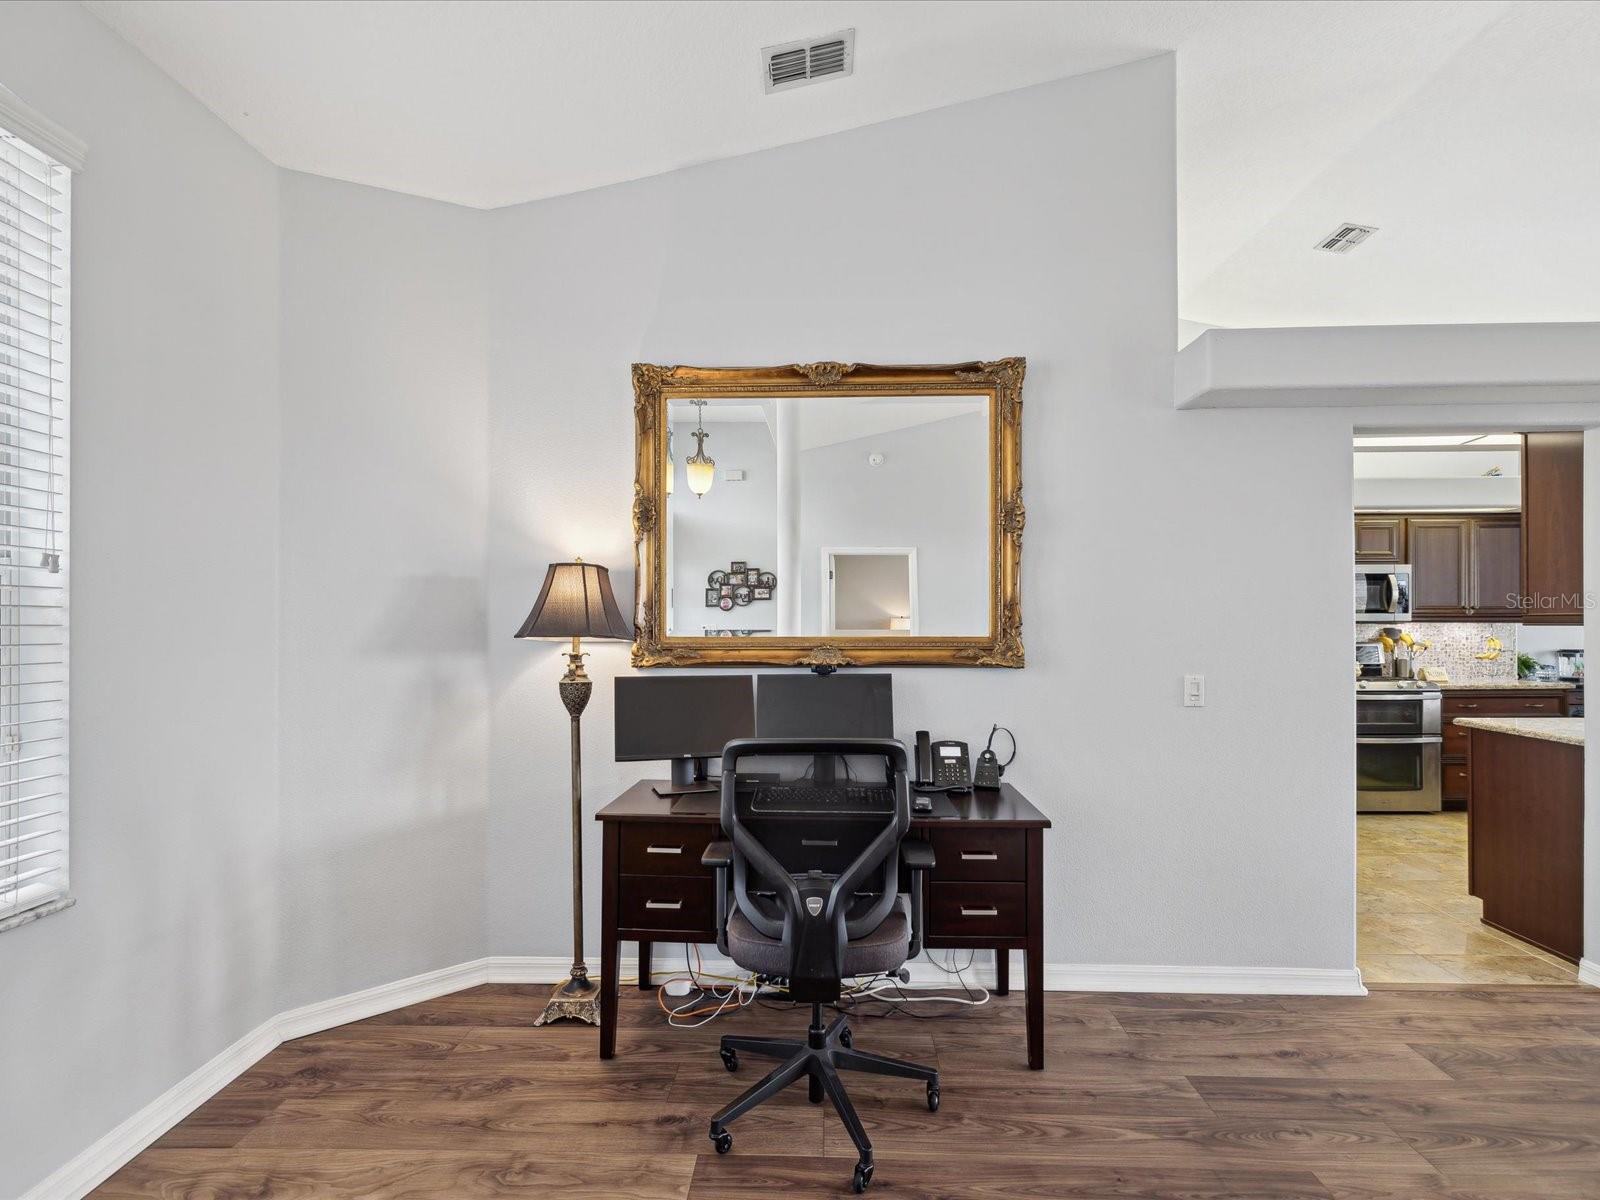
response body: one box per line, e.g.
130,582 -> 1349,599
1466,725 -> 1583,961
1522,431 -> 1584,625
1407,518 -> 1472,617
1440,688 -> 1572,814
1469,516 -> 1523,618
1388,514 -> 1521,620
1354,517 -> 1406,563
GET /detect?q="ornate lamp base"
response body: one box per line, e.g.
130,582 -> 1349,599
532,974 -> 601,1027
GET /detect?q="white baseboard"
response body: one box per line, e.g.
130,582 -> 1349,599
1043,962 -> 1367,995
21,950 -> 1365,1199
24,1018 -> 284,1200
20,956 -> 567,1200
1580,958 -> 1600,988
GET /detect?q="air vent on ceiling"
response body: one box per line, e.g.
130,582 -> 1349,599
763,30 -> 855,94
1315,223 -> 1378,253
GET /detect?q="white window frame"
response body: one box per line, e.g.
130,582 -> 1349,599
0,85 -> 82,931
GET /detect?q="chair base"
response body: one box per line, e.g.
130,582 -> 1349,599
708,1006 -> 940,1192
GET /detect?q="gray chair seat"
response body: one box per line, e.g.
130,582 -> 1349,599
728,895 -> 910,977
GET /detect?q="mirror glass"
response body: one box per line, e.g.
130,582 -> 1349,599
663,394 -> 990,638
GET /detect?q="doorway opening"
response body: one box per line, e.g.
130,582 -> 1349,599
1353,430 -> 1583,985
822,547 -> 918,636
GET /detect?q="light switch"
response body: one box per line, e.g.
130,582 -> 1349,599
1183,674 -> 1205,707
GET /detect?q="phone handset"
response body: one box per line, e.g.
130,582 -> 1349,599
915,730 -> 934,785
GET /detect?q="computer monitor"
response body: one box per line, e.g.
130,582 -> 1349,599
755,673 -> 894,783
614,675 -> 755,793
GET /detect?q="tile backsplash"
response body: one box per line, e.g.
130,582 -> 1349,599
1359,622 -> 1519,681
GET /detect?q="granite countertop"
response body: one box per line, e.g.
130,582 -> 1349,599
1452,716 -> 1585,747
1431,679 -> 1577,691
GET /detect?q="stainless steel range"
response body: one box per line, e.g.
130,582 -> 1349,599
1356,679 -> 1442,813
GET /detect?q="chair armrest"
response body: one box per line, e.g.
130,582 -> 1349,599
703,840 -> 733,955
901,840 -> 935,871
902,839 -> 933,958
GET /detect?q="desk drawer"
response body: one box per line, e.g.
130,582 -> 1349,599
619,822 -> 718,877
619,874 -> 714,932
929,881 -> 1026,938
927,828 -> 1026,881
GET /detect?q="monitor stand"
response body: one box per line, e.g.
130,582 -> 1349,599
652,756 -> 717,799
812,753 -> 837,787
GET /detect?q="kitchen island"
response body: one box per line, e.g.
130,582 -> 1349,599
1455,716 -> 1584,961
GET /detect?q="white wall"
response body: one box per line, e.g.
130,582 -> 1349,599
0,5 -> 280,1195
1353,476 -> 1522,509
1517,624 -> 1583,656
484,58 -> 1362,975
276,171 -> 490,1010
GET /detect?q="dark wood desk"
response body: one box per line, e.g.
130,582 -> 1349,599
595,781 -> 1052,1068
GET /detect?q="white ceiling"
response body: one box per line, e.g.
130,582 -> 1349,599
80,1 -> 1600,329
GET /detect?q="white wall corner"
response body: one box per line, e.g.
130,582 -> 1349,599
1579,958 -> 1600,989
1172,327 -> 1216,408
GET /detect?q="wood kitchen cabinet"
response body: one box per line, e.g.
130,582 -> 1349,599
1466,726 -> 1583,961
1522,431 -> 1584,624
1392,514 -> 1521,620
1469,515 -> 1523,618
1440,687 -> 1572,815
1354,516 -> 1406,563
1407,518 -> 1472,617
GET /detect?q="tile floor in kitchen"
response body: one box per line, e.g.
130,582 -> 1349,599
1358,811 -> 1579,984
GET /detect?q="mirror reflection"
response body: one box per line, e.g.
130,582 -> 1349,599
664,395 -> 990,638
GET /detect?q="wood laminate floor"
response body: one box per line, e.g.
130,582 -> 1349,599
1358,812 -> 1579,985
94,981 -> 1600,1199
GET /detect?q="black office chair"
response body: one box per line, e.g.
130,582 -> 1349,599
700,738 -> 939,1194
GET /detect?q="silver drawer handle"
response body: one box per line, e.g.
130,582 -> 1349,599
960,852 -> 999,861
644,900 -> 683,910
645,845 -> 683,855
960,906 -> 999,917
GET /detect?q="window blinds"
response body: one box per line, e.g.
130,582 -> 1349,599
0,120 -> 68,923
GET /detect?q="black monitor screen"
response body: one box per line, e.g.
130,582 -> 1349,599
614,675 -> 755,762
755,673 -> 894,740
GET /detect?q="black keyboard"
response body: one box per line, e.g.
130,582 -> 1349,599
749,785 -> 895,815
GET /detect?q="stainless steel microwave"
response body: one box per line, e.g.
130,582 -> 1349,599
1355,563 -> 1412,623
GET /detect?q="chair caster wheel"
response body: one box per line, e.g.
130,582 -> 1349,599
711,1129 -> 733,1155
851,1161 -> 873,1192
719,1048 -> 738,1073
927,1083 -> 941,1112
839,1026 -> 853,1048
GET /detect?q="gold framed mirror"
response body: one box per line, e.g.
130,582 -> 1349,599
630,360 -> 1024,668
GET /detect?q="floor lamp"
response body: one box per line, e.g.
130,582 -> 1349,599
514,557 -> 632,1026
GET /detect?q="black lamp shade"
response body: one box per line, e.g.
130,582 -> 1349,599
515,561 -> 632,641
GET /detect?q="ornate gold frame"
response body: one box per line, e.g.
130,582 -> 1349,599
631,359 -> 1025,668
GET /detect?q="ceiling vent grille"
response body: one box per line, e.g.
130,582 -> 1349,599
763,30 -> 855,94
1315,223 -> 1378,253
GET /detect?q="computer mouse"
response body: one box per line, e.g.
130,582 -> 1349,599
912,794 -> 934,814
